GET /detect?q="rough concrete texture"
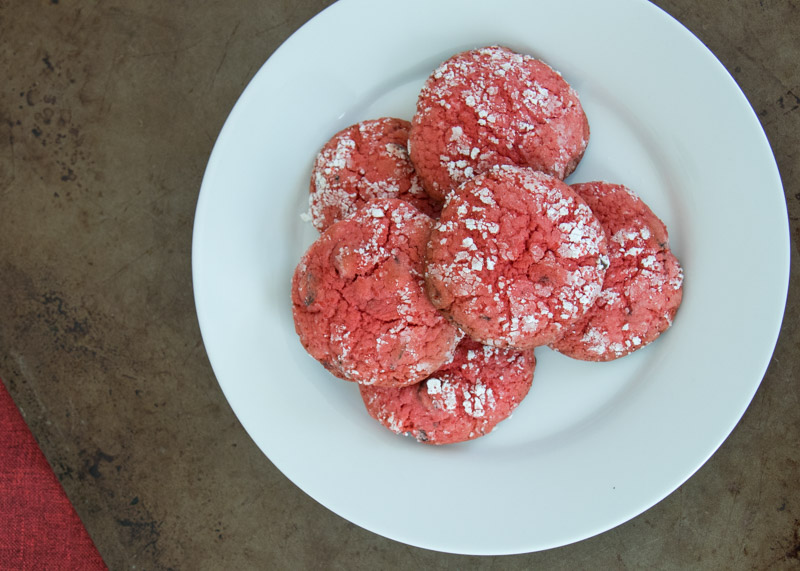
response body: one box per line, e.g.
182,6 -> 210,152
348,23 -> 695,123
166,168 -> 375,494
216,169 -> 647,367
1,1 -> 799,569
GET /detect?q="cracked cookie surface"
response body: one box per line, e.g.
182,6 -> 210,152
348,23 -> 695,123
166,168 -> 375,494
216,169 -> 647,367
550,182 -> 684,361
409,45 -> 589,202
425,165 -> 608,349
359,338 -> 535,445
292,198 -> 462,387
309,118 -> 439,232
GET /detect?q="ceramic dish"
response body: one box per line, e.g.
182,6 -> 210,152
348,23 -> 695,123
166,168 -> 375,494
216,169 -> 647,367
192,0 -> 789,554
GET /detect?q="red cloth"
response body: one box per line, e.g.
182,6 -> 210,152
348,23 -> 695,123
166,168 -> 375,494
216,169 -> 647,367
0,380 -> 107,570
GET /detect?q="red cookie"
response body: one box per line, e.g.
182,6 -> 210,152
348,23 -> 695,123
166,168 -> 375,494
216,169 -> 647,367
425,165 -> 609,350
309,118 -> 439,232
292,198 -> 462,387
359,338 -> 535,445
409,45 -> 590,202
550,182 -> 684,361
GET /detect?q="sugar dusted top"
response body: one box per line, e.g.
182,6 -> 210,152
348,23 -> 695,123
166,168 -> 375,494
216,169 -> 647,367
409,45 -> 590,201
359,338 -> 535,445
425,165 -> 608,349
292,198 -> 461,387
309,118 -> 438,232
551,181 -> 684,361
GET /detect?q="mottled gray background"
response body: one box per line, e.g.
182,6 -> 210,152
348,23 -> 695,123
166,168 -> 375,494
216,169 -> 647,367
1,1 -> 798,569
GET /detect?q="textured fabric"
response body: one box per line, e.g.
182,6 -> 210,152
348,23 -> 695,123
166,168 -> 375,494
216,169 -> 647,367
0,381 -> 107,570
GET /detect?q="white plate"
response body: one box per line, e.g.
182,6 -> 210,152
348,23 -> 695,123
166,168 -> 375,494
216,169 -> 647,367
192,0 -> 790,555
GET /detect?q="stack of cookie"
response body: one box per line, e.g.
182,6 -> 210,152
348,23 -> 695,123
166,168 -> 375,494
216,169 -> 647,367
291,46 -> 683,445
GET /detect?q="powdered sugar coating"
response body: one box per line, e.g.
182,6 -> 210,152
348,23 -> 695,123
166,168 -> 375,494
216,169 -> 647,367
550,182 -> 684,361
359,338 -> 535,445
292,199 -> 462,387
409,45 -> 590,202
425,165 -> 609,349
309,118 -> 439,232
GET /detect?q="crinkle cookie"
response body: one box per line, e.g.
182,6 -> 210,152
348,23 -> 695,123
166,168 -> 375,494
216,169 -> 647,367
309,118 -> 439,232
292,198 -> 462,387
550,182 -> 684,361
409,45 -> 589,201
359,338 -> 535,445
424,165 -> 608,350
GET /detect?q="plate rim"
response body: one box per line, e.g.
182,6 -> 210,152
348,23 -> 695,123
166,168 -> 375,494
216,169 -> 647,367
191,0 -> 790,555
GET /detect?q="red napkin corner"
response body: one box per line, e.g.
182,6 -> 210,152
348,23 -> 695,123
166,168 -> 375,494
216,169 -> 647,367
0,380 -> 107,570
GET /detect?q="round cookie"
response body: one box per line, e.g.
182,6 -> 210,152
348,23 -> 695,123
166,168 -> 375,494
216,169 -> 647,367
550,182 -> 684,361
359,338 -> 535,445
309,117 -> 439,232
424,165 -> 609,350
409,45 -> 590,202
292,198 -> 462,387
